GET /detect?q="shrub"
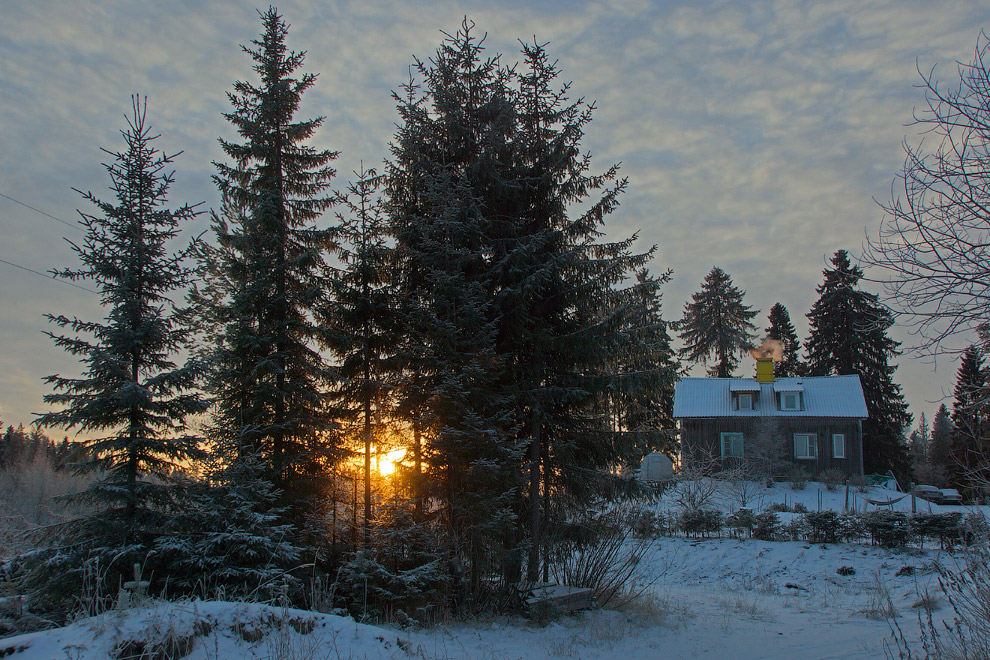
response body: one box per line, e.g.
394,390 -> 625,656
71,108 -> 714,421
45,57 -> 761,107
785,466 -> 809,491
627,509 -> 663,539
678,508 -> 723,538
818,468 -> 845,492
911,513 -> 964,550
792,502 -> 808,514
548,508 -> 657,609
803,510 -> 841,544
768,502 -> 791,513
862,511 -> 912,548
726,509 -> 756,538
964,512 -> 989,545
784,517 -> 805,541
839,512 -> 868,543
752,511 -> 782,541
848,474 -> 869,493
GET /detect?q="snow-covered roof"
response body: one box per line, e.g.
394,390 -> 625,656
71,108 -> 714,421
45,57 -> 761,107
728,380 -> 762,392
672,375 -> 868,419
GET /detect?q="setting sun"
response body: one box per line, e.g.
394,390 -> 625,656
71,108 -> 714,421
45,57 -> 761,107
378,448 -> 406,477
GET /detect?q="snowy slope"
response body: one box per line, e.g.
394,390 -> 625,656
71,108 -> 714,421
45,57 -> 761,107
1,481 -> 979,660
0,540 -> 954,660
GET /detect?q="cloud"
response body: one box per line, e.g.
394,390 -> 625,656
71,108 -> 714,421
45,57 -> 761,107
1,0 -> 986,429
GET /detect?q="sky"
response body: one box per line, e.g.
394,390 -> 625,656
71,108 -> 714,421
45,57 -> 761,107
1,0 -> 988,436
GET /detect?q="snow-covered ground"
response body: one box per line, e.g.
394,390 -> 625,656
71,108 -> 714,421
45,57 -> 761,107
1,481 -> 983,660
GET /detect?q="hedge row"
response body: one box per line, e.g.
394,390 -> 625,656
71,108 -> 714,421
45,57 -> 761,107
628,508 -> 990,549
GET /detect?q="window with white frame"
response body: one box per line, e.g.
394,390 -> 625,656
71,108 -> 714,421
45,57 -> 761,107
794,433 -> 816,459
721,432 -> 744,458
780,392 -> 801,411
832,434 -> 845,459
737,393 -> 753,410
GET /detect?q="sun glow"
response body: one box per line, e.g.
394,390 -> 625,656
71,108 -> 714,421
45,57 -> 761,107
378,448 -> 407,477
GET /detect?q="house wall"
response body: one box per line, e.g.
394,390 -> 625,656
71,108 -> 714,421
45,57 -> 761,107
680,417 -> 864,477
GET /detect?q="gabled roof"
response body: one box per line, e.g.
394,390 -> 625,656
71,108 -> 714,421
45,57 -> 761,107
672,375 -> 868,419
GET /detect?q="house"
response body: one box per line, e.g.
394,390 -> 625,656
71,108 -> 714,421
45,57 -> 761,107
672,358 -> 869,477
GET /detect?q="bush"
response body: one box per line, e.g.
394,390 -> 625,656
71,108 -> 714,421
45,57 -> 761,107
784,517 -> 805,541
785,466 -> 809,491
627,509 -> 663,539
792,502 -> 808,514
726,509 -> 756,538
752,511 -> 782,541
803,510 -> 841,544
678,508 -> 723,538
848,474 -> 869,493
818,468 -> 844,492
767,502 -> 791,513
964,512 -> 989,545
839,512 -> 868,543
911,513 -> 964,550
548,508 -> 656,609
862,511 -> 912,548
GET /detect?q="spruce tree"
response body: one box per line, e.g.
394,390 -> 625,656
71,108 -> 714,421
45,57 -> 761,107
908,412 -> 932,482
805,250 -> 911,476
508,39 -> 656,581
36,97 -> 206,603
678,266 -> 758,378
611,269 -> 678,455
387,20 -> 521,598
765,302 -> 804,377
387,24 -> 660,592
325,166 -> 397,543
950,345 -> 988,495
195,8 -> 339,527
930,404 -> 953,481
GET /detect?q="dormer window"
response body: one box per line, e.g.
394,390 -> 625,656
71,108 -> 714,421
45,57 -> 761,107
773,381 -> 805,411
729,381 -> 760,411
781,392 -> 801,411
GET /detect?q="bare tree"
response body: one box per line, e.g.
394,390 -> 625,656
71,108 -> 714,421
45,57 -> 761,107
863,32 -> 990,356
743,417 -> 789,482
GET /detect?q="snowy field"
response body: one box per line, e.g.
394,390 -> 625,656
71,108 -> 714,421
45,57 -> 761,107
1,481 -> 983,660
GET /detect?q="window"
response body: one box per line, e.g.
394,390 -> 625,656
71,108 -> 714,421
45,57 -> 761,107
781,392 -> 801,411
721,432 -> 744,458
794,433 -> 817,459
737,393 -> 753,410
832,434 -> 845,459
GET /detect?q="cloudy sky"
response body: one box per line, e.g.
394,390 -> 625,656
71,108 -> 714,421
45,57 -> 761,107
1,0 -> 988,434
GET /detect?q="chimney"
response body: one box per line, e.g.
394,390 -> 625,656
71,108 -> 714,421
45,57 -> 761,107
756,357 -> 774,383
750,337 -> 783,383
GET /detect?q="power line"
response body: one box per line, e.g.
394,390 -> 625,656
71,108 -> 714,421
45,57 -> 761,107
0,257 -> 97,294
0,191 -> 81,233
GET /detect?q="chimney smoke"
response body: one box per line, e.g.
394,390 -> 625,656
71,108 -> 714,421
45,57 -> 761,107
750,337 -> 784,362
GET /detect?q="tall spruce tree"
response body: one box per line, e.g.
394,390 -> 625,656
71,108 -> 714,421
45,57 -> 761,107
805,250 -> 911,476
387,21 -> 521,598
387,24 -> 659,593
950,345 -> 988,495
36,97 -> 206,601
610,269 -> 678,456
678,266 -> 758,378
931,403 -> 953,478
195,7 -> 339,527
326,166 -> 397,543
508,39 -> 656,581
765,302 -> 804,377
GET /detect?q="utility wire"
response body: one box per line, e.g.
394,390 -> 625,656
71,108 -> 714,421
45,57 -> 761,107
0,257 -> 97,294
0,191 -> 81,233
